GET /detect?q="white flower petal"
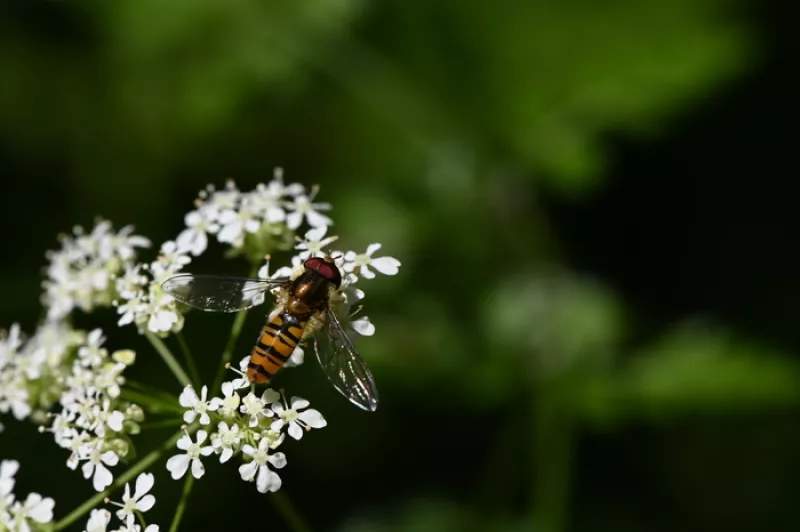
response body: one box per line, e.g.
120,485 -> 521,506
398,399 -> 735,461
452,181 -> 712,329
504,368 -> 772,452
176,434 -> 192,451
106,411 -> 125,432
101,451 -> 119,467
306,210 -> 333,228
288,422 -> 303,440
269,452 -> 287,469
262,388 -> 280,404
93,463 -> 113,491
179,386 -> 198,408
220,447 -> 233,463
298,409 -> 327,429
365,243 -> 382,256
196,430 -> 208,445
134,472 -> 155,500
370,256 -> 400,275
238,461 -> 258,481
191,458 -> 205,479
351,317 -> 375,336
290,397 -> 309,410
255,465 -> 271,493
166,454 -> 190,480
136,494 -> 155,513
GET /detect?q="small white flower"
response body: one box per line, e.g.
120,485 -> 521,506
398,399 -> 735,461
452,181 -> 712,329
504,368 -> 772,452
271,395 -> 327,440
78,329 -> 107,367
144,292 -> 181,334
108,472 -> 156,528
166,430 -> 213,480
176,206 -> 220,256
150,241 -> 192,283
8,492 -> 56,531
211,422 -> 241,463
208,381 -> 241,418
239,390 -> 279,428
81,443 -> 119,491
246,183 -> 287,224
343,243 -> 401,279
217,208 -> 260,248
179,385 -> 218,425
285,190 -> 333,230
84,508 -> 112,532
238,438 -> 287,493
295,226 -> 338,259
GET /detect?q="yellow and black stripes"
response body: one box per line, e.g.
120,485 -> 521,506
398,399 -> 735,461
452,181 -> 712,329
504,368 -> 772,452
247,312 -> 307,384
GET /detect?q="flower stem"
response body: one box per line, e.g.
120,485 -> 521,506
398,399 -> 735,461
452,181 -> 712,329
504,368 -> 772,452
270,491 -> 313,532
169,468 -> 196,532
532,383 -> 575,532
53,427 -> 194,531
176,331 -> 201,386
145,331 -> 192,388
120,389 -> 184,415
211,310 -> 250,394
140,418 -> 185,430
126,379 -> 183,406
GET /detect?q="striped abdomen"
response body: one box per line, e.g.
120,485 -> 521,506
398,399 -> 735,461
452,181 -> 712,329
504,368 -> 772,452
247,312 -> 307,384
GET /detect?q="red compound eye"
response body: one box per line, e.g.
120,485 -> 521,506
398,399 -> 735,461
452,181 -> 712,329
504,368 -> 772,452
303,257 -> 342,287
303,257 -> 324,270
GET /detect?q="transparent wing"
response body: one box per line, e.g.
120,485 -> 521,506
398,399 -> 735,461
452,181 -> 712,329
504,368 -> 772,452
161,273 -> 290,313
313,309 -> 379,411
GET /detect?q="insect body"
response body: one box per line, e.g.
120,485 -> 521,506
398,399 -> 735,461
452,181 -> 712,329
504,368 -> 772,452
161,257 -> 379,411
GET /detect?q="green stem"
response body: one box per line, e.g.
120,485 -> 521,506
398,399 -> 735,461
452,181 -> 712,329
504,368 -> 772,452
169,468 -> 196,532
120,389 -> 184,415
126,379 -> 183,405
135,509 -> 148,529
211,264 -> 259,394
176,331 -> 201,386
53,427 -> 193,531
145,331 -> 192,388
532,382 -> 575,532
140,418 -> 185,430
269,491 -> 313,532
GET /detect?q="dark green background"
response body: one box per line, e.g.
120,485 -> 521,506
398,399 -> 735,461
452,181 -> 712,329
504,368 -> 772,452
2,1 -> 800,531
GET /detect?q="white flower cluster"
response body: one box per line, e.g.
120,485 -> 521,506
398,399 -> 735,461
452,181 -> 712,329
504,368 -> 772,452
84,472 -> 159,532
0,460 -> 55,531
42,330 -> 143,492
113,240 -> 191,336
111,169 -> 340,338
175,169 -> 332,257
0,321 -> 84,425
42,221 -> 151,322
166,381 -> 326,493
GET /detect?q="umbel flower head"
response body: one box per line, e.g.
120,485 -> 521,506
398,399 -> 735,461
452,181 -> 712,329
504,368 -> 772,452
0,168 -> 400,531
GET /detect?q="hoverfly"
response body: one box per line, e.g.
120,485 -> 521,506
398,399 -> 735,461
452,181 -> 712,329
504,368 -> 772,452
161,256 -> 378,411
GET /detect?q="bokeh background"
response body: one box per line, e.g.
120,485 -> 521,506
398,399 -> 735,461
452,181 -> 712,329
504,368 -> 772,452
2,0 -> 800,531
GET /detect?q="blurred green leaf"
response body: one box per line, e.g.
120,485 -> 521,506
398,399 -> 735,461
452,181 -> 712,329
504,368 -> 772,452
376,0 -> 751,194
575,320 -> 800,424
